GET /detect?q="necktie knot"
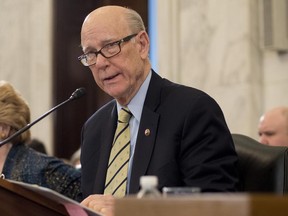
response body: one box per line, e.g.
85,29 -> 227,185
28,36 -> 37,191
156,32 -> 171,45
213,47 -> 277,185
118,108 -> 132,123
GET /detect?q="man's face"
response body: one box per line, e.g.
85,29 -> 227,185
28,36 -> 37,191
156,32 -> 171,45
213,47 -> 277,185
80,9 -> 149,105
258,111 -> 288,146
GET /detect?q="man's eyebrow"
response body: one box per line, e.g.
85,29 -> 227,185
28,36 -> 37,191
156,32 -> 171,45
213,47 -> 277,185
264,131 -> 276,136
79,44 -> 89,53
80,45 -> 93,54
79,37 -> 118,53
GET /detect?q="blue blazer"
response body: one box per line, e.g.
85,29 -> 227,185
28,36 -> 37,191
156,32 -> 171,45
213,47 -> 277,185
80,70 -> 239,198
3,144 -> 82,201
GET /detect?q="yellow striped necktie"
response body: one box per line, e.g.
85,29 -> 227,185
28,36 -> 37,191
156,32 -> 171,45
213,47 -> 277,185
104,107 -> 132,197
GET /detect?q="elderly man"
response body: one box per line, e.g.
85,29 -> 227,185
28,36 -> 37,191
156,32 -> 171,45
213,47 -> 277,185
78,5 -> 239,215
258,106 -> 288,146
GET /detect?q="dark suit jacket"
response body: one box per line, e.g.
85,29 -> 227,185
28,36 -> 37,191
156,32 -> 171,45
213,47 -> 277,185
81,71 -> 239,198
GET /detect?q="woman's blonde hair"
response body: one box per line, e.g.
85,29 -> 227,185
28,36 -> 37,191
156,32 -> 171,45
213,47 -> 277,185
0,80 -> 31,144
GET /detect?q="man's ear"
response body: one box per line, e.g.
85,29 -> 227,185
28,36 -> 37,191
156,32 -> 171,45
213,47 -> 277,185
137,31 -> 150,59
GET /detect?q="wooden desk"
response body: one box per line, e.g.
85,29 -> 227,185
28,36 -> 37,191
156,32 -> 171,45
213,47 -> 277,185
115,193 -> 288,216
0,179 -> 98,216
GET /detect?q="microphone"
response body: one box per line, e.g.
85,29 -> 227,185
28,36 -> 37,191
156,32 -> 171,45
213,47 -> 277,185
0,87 -> 86,147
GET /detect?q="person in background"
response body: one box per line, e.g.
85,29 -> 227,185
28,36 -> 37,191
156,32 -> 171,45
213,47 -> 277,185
0,80 -> 82,201
27,138 -> 47,154
258,106 -> 288,146
78,5 -> 238,215
70,148 -> 81,169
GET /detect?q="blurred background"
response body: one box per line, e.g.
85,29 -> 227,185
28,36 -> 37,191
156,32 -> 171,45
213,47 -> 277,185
1,0 -> 287,159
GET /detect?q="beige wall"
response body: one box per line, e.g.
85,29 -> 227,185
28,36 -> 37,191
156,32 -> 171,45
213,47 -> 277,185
0,0 -> 53,154
0,0 -> 287,153
157,0 -> 288,140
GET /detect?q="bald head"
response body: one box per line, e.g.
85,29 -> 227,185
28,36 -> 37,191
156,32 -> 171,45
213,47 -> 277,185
79,6 -> 151,105
81,6 -> 145,51
82,6 -> 128,33
258,106 -> 288,146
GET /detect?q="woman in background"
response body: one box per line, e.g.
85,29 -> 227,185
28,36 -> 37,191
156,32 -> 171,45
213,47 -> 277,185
0,80 -> 82,201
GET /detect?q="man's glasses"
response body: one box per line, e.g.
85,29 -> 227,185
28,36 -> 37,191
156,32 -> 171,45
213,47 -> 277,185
78,33 -> 138,67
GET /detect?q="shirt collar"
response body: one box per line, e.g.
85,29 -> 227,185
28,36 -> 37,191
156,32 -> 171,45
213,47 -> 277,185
116,70 -> 152,122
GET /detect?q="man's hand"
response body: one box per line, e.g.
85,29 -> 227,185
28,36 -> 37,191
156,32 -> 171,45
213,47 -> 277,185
81,194 -> 115,216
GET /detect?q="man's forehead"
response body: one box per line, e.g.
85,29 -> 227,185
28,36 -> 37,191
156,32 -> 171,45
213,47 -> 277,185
81,28 -> 125,53
83,16 -> 128,38
85,7 -> 127,26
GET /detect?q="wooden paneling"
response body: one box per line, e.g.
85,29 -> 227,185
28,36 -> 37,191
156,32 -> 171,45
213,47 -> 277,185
52,0 -> 148,159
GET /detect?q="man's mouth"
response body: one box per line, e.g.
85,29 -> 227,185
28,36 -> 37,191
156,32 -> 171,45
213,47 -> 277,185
104,73 -> 120,81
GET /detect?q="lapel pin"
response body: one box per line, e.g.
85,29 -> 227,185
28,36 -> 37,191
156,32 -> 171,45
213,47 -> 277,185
144,129 -> 150,136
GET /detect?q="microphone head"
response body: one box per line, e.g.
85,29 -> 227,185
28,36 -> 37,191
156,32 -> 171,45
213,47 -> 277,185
70,87 -> 86,100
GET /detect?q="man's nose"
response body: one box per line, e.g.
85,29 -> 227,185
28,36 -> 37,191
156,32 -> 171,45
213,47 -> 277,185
95,53 -> 109,68
259,136 -> 269,145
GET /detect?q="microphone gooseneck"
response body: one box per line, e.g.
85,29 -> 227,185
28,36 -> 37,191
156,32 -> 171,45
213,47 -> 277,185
0,87 -> 86,147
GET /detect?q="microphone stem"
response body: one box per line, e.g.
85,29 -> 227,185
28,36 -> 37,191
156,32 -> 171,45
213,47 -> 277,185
27,98 -> 72,130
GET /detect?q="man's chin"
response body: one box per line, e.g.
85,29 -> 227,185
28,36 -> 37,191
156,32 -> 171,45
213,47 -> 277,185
105,88 -> 125,99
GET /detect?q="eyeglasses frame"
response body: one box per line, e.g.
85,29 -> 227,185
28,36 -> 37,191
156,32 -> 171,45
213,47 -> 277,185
78,33 -> 138,67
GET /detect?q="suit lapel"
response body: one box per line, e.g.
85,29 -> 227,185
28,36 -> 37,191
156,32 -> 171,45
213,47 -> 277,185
93,104 -> 118,193
129,108 -> 159,193
129,71 -> 163,193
